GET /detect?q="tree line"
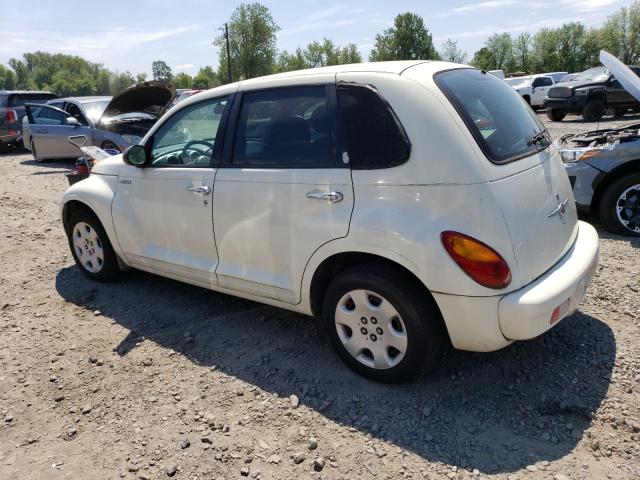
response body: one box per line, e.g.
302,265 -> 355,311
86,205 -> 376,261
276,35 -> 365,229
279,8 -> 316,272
471,1 -> 640,74
1,1 -> 639,96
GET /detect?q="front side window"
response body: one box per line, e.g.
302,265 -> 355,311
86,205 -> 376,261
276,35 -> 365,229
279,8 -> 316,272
232,86 -> 334,168
436,68 -> 549,164
150,96 -> 228,168
337,83 -> 410,169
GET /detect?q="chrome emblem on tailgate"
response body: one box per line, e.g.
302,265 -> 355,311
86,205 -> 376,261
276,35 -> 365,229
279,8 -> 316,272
548,193 -> 569,219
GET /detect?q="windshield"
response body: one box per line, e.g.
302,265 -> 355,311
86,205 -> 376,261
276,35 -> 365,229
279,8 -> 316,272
81,100 -> 110,123
436,69 -> 549,163
573,66 -> 610,82
505,77 -> 531,88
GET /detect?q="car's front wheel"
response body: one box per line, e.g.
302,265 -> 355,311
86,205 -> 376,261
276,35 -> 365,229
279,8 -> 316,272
66,209 -> 122,280
322,264 -> 444,383
546,109 -> 566,122
599,173 -> 640,236
582,100 -> 605,122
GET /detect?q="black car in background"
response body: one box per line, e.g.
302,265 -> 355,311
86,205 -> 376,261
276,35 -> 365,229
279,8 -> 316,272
0,90 -> 57,150
545,66 -> 640,122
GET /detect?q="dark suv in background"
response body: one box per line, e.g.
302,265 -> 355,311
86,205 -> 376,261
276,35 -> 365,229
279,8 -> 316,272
0,90 -> 57,150
545,65 -> 640,122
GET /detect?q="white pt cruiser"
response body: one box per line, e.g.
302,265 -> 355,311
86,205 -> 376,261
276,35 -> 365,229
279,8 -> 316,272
61,61 -> 600,382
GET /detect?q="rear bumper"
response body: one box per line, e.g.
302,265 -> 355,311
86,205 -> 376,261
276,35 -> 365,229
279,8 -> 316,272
432,221 -> 599,351
498,221 -> 599,340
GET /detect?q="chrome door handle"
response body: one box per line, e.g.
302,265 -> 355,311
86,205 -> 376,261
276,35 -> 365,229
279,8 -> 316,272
187,185 -> 211,195
306,191 -> 343,203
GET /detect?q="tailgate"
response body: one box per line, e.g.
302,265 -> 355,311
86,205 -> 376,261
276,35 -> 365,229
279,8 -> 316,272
490,148 -> 578,287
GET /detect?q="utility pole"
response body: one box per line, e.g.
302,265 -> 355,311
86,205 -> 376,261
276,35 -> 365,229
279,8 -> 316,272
224,23 -> 232,84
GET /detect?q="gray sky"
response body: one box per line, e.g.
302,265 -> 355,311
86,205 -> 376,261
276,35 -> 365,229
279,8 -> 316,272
0,0 -> 631,76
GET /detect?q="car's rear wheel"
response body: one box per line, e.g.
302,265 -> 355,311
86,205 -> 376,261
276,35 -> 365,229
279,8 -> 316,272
582,100 -> 605,122
613,108 -> 627,118
66,209 -> 122,281
322,264 -> 444,383
599,173 -> 640,236
547,109 -> 566,122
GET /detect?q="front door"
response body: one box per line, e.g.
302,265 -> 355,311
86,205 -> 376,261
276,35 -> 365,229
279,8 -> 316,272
25,104 -> 91,158
212,81 -> 354,303
112,96 -> 230,288
531,77 -> 553,106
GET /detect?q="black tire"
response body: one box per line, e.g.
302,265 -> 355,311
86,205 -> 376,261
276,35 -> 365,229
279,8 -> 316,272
582,99 -> 605,122
523,95 -> 531,106
598,173 -> 640,236
614,108 -> 627,118
66,208 -> 123,281
322,263 -> 444,383
547,109 -> 566,122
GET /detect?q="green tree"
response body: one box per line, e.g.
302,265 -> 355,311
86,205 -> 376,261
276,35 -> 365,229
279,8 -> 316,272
276,48 -> 308,72
0,65 -> 16,89
599,0 -> 640,64
439,39 -> 466,63
470,47 -> 495,71
110,71 -> 136,94
369,12 -> 438,61
214,3 -> 279,82
484,33 -> 514,71
152,60 -> 174,82
174,72 -> 193,89
136,73 -> 147,83
513,33 -> 531,72
191,66 -> 219,89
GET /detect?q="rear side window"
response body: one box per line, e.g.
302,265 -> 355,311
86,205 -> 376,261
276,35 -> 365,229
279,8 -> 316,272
232,85 -> 335,168
435,69 -> 549,164
337,84 -> 410,169
8,93 -> 57,107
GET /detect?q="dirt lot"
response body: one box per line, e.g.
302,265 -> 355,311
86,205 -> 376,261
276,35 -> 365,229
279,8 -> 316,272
1,112 -> 639,480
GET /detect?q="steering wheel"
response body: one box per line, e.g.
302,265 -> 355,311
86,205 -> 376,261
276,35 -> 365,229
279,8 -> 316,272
180,140 -> 214,163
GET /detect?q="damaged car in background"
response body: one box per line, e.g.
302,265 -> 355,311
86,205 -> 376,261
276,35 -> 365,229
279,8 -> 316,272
559,52 -> 640,236
22,81 -> 175,162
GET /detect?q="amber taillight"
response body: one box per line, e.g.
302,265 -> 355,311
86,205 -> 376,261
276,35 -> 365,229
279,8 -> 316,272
441,231 -> 511,289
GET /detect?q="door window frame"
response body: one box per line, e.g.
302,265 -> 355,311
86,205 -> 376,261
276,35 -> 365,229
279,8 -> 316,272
220,83 -> 347,169
24,103 -> 70,125
144,94 -> 233,169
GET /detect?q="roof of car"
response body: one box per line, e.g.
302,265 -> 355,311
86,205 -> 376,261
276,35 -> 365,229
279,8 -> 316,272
55,96 -> 112,103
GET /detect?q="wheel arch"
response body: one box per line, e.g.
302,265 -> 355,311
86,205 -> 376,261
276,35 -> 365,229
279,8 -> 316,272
305,248 -> 449,342
591,159 -> 640,216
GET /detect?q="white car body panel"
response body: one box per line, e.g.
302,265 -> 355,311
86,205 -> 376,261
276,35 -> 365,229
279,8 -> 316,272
61,61 -> 600,354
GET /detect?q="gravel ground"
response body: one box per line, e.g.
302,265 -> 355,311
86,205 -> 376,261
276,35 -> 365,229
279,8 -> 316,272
1,112 -> 639,480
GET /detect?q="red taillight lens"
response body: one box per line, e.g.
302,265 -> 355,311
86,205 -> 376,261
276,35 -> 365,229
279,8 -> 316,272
74,164 -> 89,175
441,231 -> 511,289
5,109 -> 17,123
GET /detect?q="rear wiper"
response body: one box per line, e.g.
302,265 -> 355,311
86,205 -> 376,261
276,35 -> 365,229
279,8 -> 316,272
527,128 -> 549,147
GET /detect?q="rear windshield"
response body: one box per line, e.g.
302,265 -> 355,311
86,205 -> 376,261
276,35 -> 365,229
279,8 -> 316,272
8,93 -> 57,107
435,68 -> 549,164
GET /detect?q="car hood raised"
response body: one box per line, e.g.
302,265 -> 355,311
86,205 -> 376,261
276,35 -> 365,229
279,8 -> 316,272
99,81 -> 176,123
600,50 -> 640,102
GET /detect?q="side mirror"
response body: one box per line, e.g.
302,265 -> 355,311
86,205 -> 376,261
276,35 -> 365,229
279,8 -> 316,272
123,144 -> 147,167
65,116 -> 81,126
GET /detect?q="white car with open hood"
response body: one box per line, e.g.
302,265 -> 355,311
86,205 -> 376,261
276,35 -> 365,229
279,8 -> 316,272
60,61 -> 600,382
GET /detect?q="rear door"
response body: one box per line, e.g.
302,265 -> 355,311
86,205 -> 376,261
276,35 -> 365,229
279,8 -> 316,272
212,79 -> 354,304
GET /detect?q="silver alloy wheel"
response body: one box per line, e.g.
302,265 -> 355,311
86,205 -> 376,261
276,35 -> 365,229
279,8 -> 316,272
72,222 -> 104,273
334,289 -> 408,370
616,184 -> 640,234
